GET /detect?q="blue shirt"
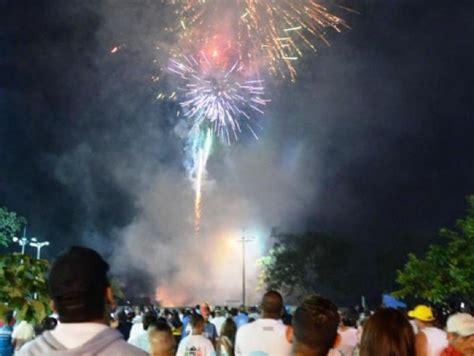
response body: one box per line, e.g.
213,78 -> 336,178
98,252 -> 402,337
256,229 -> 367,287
181,315 -> 191,337
0,324 -> 13,356
234,312 -> 249,329
203,322 -> 217,343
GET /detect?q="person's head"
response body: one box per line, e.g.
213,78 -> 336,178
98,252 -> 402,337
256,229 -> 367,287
446,313 -> 474,354
360,308 -> 415,356
340,308 -> 358,328
4,310 -> 14,325
148,321 -> 176,356
261,290 -> 284,319
239,305 -> 246,314
191,313 -> 205,335
200,303 -> 211,321
291,295 -> 340,356
127,311 -> 136,322
117,310 -> 127,323
48,246 -> 113,323
220,317 -> 237,341
143,311 -> 158,331
230,307 -> 238,317
408,305 -> 435,328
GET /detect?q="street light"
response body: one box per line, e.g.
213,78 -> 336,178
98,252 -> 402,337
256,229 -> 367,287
12,227 -> 35,254
236,234 -> 254,306
29,238 -> 50,259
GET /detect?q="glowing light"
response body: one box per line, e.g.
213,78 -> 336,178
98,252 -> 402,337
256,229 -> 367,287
170,0 -> 348,81
169,53 -> 268,144
193,128 -> 213,234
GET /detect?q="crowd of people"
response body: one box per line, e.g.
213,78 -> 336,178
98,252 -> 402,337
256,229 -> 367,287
0,246 -> 473,356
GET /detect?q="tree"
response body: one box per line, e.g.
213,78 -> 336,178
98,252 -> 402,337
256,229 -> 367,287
0,253 -> 51,324
260,231 -> 357,304
0,207 -> 26,246
0,206 -> 50,323
394,196 -> 474,304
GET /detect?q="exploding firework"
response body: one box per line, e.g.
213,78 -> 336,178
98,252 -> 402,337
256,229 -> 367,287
169,0 -> 348,81
169,53 -> 268,144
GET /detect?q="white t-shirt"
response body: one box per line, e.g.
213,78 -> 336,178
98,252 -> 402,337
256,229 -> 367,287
128,327 -> 150,353
210,316 -> 226,336
420,327 -> 448,356
177,334 -> 216,356
128,322 -> 144,341
337,327 -> 358,355
49,322 -> 109,349
235,319 -> 291,356
12,321 -> 35,341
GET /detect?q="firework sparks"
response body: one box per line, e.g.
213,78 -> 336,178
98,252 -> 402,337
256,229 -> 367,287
169,0 -> 348,81
169,53 -> 268,143
192,128 -> 213,234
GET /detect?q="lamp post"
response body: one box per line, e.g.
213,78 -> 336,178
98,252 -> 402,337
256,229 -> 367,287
236,234 -> 254,306
29,238 -> 50,259
12,227 -> 35,254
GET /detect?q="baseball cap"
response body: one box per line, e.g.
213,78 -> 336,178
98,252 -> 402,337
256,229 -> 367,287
408,305 -> 435,322
446,313 -> 474,337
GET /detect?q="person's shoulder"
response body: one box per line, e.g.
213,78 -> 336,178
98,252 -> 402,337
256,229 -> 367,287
201,336 -> 215,350
15,335 -> 49,356
179,334 -> 190,343
104,338 -> 148,355
236,320 -> 256,337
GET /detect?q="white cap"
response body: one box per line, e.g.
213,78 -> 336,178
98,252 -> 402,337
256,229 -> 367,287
446,313 -> 474,337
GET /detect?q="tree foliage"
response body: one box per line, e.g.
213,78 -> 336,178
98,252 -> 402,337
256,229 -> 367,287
0,207 -> 26,247
0,253 -> 51,324
394,196 -> 474,303
260,231 -> 356,303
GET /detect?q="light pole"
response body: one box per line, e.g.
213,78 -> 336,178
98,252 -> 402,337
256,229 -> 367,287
29,238 -> 50,259
236,234 -> 254,306
12,227 -> 35,254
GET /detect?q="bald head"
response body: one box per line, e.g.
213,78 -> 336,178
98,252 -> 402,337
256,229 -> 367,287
261,291 -> 284,319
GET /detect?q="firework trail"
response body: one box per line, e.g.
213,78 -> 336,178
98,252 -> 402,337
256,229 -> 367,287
191,128 -> 213,234
169,53 -> 268,144
169,0 -> 347,81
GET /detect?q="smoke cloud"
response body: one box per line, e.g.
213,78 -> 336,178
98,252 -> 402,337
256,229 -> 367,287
65,0 -> 326,305
4,0 -> 472,306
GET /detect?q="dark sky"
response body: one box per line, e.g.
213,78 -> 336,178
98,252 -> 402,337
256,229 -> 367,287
1,0 -> 473,302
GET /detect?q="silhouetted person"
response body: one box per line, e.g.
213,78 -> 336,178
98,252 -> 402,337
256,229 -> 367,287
290,295 -> 340,356
360,308 -> 415,356
235,290 -> 291,355
148,320 -> 176,356
177,314 -> 215,356
116,310 -> 132,340
408,305 -> 448,356
18,246 -> 146,355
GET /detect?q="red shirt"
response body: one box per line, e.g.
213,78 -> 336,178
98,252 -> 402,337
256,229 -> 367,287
440,345 -> 462,356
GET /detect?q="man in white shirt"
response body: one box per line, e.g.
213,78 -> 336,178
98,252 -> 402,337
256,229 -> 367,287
235,291 -> 291,356
210,309 -> 226,336
177,314 -> 215,356
128,312 -> 158,353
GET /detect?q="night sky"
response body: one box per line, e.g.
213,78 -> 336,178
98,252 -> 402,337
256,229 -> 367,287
1,0 -> 473,303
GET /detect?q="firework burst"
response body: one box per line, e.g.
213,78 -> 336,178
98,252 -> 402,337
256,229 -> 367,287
169,53 -> 268,144
169,0 -> 348,81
